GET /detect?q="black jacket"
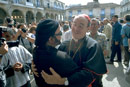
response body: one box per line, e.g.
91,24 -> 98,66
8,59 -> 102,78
33,36 -> 107,87
33,46 -> 80,87
58,36 -> 107,87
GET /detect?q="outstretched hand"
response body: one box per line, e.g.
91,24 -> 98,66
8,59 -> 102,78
41,67 -> 65,85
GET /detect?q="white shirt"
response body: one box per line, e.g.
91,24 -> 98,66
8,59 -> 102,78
1,45 -> 32,87
62,29 -> 72,42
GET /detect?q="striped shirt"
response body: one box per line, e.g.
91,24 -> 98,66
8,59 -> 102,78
1,45 -> 32,87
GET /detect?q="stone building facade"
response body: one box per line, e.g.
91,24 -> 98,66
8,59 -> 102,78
0,0 -> 65,25
120,0 -> 130,17
65,1 -> 121,21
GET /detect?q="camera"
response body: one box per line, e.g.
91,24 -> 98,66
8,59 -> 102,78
22,28 -> 27,33
0,26 -> 19,48
0,26 -> 7,47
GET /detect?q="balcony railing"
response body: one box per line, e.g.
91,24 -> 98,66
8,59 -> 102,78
44,6 -> 64,11
26,2 -> 33,6
0,0 -> 8,4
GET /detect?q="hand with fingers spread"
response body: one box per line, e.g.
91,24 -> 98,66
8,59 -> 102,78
31,61 -> 39,77
41,67 -> 65,85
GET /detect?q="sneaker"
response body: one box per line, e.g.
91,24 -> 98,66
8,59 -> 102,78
106,61 -> 113,64
114,60 -> 121,62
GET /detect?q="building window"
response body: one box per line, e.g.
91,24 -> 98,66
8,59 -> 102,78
69,11 -> 72,16
27,0 -> 31,2
61,5 -> 64,10
58,3 -> 60,9
89,10 -> 93,16
36,0 -> 40,7
77,10 -> 81,15
128,5 -> 130,10
13,0 -> 20,3
54,2 -> 57,8
111,8 -> 115,15
110,8 -> 115,18
47,3 -> 50,8
101,9 -> 105,15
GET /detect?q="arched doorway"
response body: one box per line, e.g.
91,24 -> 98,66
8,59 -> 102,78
36,12 -> 42,23
45,13 -> 50,19
55,14 -> 58,20
12,9 -> 24,23
26,11 -> 34,24
0,8 -> 7,25
51,13 -> 54,19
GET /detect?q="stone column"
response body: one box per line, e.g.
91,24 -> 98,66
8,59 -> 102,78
23,12 -> 26,24
33,11 -> 37,23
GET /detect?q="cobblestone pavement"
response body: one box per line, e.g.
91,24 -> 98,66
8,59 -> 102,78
103,59 -> 130,87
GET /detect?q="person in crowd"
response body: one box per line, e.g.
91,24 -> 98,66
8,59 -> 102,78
61,16 -> 76,42
86,18 -> 107,57
1,28 -> 32,87
3,17 -> 18,38
28,26 -> 36,43
121,14 -> 130,66
86,18 -> 107,87
120,19 -> 125,25
98,21 -> 104,33
0,41 -> 8,87
107,15 -> 122,64
15,23 -> 35,53
61,24 -> 70,42
3,17 -> 14,27
39,14 -> 107,87
103,18 -> 112,58
125,15 -> 130,83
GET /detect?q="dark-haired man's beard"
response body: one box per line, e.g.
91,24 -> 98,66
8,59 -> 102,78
53,36 -> 61,46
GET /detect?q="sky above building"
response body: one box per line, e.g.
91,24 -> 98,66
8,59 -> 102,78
59,0 -> 122,5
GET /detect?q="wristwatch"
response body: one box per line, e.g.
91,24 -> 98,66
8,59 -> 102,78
64,78 -> 69,86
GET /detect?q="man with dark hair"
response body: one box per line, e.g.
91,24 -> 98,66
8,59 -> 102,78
113,15 -> 118,19
4,17 -> 14,27
124,14 -> 130,84
107,15 -> 122,64
121,14 -> 130,66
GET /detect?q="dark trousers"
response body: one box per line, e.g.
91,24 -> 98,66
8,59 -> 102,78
0,80 -> 5,87
21,81 -> 31,87
110,42 -> 121,62
124,46 -> 130,63
92,76 -> 103,87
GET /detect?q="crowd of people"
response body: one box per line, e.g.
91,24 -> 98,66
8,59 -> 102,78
0,13 -> 130,87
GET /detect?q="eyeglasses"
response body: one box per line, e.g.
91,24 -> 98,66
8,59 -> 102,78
54,31 -> 62,36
